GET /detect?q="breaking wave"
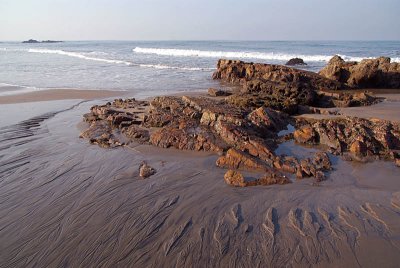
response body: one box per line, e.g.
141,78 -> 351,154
133,47 -> 400,63
22,49 -> 211,71
28,49 -> 133,65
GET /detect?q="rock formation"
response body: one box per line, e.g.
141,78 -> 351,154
286,58 -> 307,66
294,117 -> 400,161
224,170 -> 291,187
81,58 -> 400,188
211,59 -> 381,114
22,39 -> 63,43
319,55 -> 400,88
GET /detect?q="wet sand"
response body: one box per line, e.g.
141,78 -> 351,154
0,93 -> 400,267
299,93 -> 400,123
0,88 -> 127,104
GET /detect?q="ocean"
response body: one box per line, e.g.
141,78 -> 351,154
0,40 -> 399,98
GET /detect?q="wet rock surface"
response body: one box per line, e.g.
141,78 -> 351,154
286,58 -> 307,66
139,162 -> 156,178
224,170 -> 291,187
212,59 -> 382,114
81,58 -> 400,187
81,94 -> 335,184
319,55 -> 400,88
294,117 -> 400,163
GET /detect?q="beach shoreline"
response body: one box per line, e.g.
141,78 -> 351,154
0,88 -> 128,104
0,87 -> 399,267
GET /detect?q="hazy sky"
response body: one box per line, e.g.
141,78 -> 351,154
0,0 -> 399,41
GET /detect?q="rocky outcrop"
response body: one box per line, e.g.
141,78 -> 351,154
224,170 -> 291,187
211,59 -> 382,114
286,58 -> 307,66
319,55 -> 400,88
295,117 -> 400,162
22,39 -> 63,43
81,93 -> 336,183
81,58 -> 399,187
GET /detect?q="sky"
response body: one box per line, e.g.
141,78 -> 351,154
0,0 -> 399,41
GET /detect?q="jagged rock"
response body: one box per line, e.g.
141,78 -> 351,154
139,162 -> 156,178
224,170 -> 246,187
313,152 -> 332,170
286,58 -> 307,66
224,170 -> 291,187
250,174 -> 291,186
295,117 -> 400,162
212,59 -> 344,114
122,125 -> 150,143
80,58 -> 398,185
208,88 -> 231,97
216,148 -> 268,171
294,125 -> 316,144
319,55 -> 400,88
349,140 -> 367,156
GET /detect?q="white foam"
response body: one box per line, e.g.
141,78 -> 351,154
137,63 -> 214,71
133,47 -> 400,63
0,83 -> 43,96
27,48 -> 133,65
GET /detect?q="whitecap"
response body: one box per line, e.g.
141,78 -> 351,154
27,48 -> 133,65
133,47 -> 400,63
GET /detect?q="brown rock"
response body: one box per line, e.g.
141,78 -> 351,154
319,55 -> 400,88
224,170 -> 246,187
224,170 -> 290,187
139,162 -> 156,178
294,125 -> 316,144
349,140 -> 367,156
212,59 -> 342,114
286,58 -> 307,66
216,148 -> 268,171
313,152 -> 331,170
208,88 -> 231,97
247,173 -> 291,186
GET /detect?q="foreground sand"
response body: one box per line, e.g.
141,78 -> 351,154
0,88 -> 127,104
0,92 -> 399,267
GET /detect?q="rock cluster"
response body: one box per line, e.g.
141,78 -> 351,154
319,55 -> 400,88
81,93 -> 334,184
211,59 -> 381,114
294,117 -> 400,162
81,57 -> 400,187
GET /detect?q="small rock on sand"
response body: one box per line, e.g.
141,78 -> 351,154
139,162 -> 156,178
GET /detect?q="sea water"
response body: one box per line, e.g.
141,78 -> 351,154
0,40 -> 399,98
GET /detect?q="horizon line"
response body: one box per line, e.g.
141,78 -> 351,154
1,39 -> 400,42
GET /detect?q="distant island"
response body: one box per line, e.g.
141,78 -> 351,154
22,39 -> 63,44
